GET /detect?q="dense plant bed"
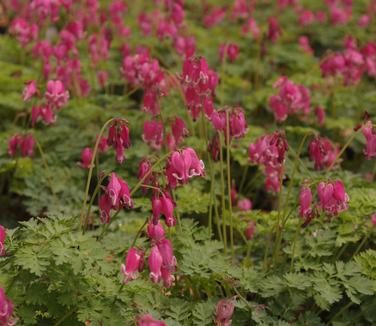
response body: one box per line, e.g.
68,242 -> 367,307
0,0 -> 376,325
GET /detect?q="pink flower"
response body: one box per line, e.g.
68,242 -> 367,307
157,238 -> 176,287
249,132 -> 288,193
269,77 -> 310,122
171,117 -> 189,145
267,17 -> 282,43
79,147 -> 93,169
147,220 -> 165,242
0,288 -> 15,325
317,180 -> 349,215
20,134 -> 35,157
143,120 -> 164,150
315,106 -> 326,126
181,56 -> 218,120
149,245 -> 163,283
242,18 -> 260,39
8,134 -> 21,157
244,221 -> 256,240
358,15 -> 371,28
99,173 -> 133,222
10,18 -> 38,47
137,314 -> 166,326
23,80 -> 38,101
371,213 -> 376,226
203,7 -> 226,28
362,120 -> 376,159
230,107 -> 248,139
174,35 -> 196,58
138,159 -> 154,191
166,148 -> 205,188
308,137 -> 338,170
0,225 -> 6,257
219,43 -> 239,63
215,298 -> 235,326
237,198 -> 252,211
299,36 -> 313,55
45,80 -> 69,110
299,186 -> 314,224
107,120 -> 131,164
121,247 -> 144,284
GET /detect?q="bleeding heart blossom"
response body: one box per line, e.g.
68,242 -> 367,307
362,120 -> 376,159
166,147 -> 205,188
121,247 -> 145,284
143,120 -> 164,150
317,180 -> 349,215
237,198 -> 252,211
0,288 -> 16,326
244,221 -> 256,240
308,137 -> 339,170
78,147 -> 93,169
45,80 -> 70,110
23,80 -> 39,101
107,119 -> 131,164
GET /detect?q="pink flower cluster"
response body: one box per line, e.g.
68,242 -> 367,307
269,76 -> 311,122
308,137 -> 339,170
152,191 -> 177,227
321,38 -> 376,85
0,225 -> 6,257
99,173 -> 133,224
211,107 -> 248,139
121,222 -> 177,288
122,51 -> 167,116
299,180 -> 349,224
244,220 -> 256,240
30,80 -> 69,126
107,120 -> 131,164
219,43 -> 239,63
362,120 -> 376,159
180,56 -> 218,120
0,288 -> 15,326
8,134 -> 35,158
137,314 -> 166,326
166,147 -> 205,188
10,18 -> 38,47
249,132 -> 288,193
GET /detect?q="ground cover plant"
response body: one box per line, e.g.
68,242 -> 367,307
0,0 -> 376,325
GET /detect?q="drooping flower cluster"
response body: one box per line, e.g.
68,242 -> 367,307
0,225 -> 6,257
121,50 -> 167,116
362,120 -> 376,159
8,134 -> 35,158
318,180 -> 350,215
267,17 -> 282,43
211,107 -> 248,140
269,76 -> 311,122
107,119 -> 131,164
166,147 -> 205,188
219,43 -> 239,63
308,137 -> 339,170
0,288 -> 16,326
152,191 -> 177,227
180,56 -> 218,120
249,132 -> 288,192
9,18 -> 38,47
99,173 -> 133,223
30,80 -> 69,126
244,220 -> 256,240
299,180 -> 350,224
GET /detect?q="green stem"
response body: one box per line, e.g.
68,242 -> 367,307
290,222 -> 301,272
326,130 -> 358,173
225,111 -> 234,257
353,234 -> 369,257
219,133 -> 227,254
171,190 -> 182,231
80,118 -> 119,228
54,311 -> 74,326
